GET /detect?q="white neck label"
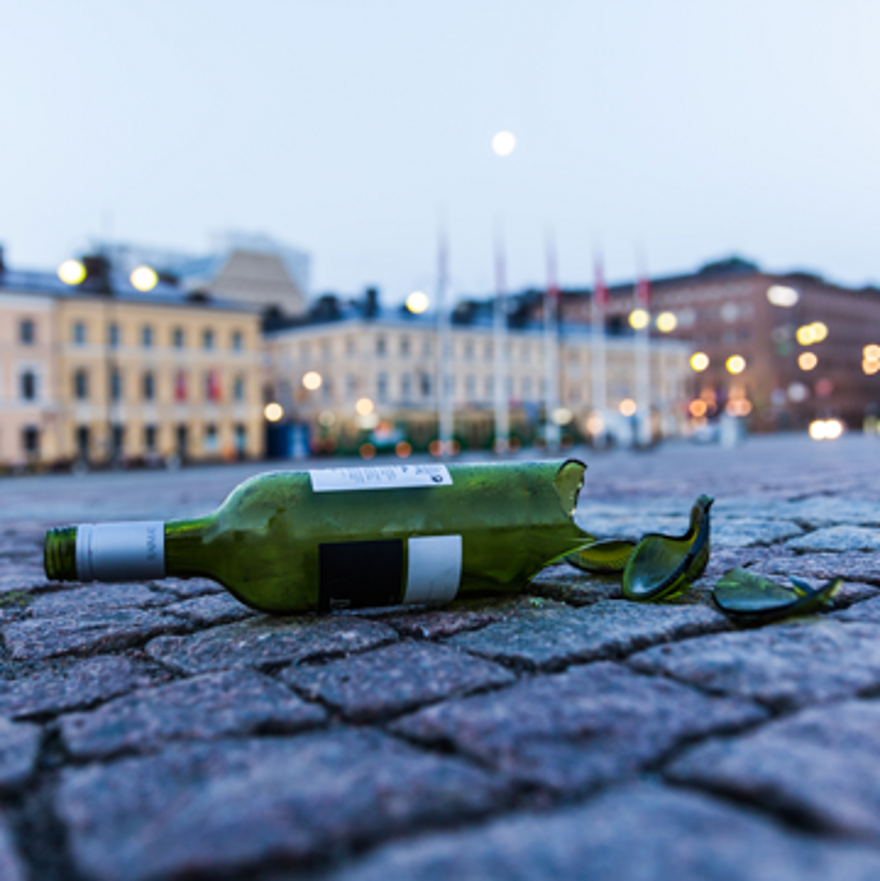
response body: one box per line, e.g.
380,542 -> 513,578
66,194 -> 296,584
309,464 -> 452,493
76,521 -> 165,582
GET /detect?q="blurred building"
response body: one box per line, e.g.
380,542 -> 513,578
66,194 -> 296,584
540,258 -> 880,432
0,251 -> 264,469
263,293 -> 690,454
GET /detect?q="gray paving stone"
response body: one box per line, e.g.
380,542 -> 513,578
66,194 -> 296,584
392,661 -> 764,793
164,592 -> 257,627
668,700 -> 880,840
26,583 -> 173,616
379,603 -> 505,639
0,717 -> 41,794
0,656 -> 153,719
0,814 -> 27,881
712,518 -> 804,548
786,526 -> 880,553
325,783 -> 880,881
749,551 -> 880,586
784,497 -> 880,529
151,576 -> 224,599
57,729 -> 510,881
284,641 -> 515,722
446,600 -> 728,672
629,620 -> 880,710
528,564 -> 622,606
146,615 -> 398,674
3,607 -> 186,661
834,595 -> 880,623
61,669 -> 326,759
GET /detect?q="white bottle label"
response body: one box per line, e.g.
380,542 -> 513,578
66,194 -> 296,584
309,464 -> 452,493
76,521 -> 165,582
404,535 -> 462,604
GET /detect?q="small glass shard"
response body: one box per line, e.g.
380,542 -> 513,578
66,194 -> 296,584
565,540 -> 637,574
713,567 -> 842,624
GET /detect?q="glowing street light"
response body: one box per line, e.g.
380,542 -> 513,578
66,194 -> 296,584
725,355 -> 746,375
655,311 -> 677,333
302,371 -> 323,391
264,402 -> 284,422
628,308 -> 650,330
619,398 -> 637,417
796,322 -> 829,346
798,352 -> 818,371
689,352 -> 710,372
491,131 -> 517,157
58,259 -> 86,285
766,285 -> 799,307
130,265 -> 159,292
405,290 -> 430,314
356,397 -> 375,416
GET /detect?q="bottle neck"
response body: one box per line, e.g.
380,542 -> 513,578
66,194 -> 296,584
45,517 -> 213,583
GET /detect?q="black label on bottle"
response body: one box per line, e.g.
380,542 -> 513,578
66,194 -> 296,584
318,539 -> 404,612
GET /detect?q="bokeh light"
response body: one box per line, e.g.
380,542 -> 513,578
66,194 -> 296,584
302,371 -> 323,390
628,308 -> 650,330
263,402 -> 284,422
491,131 -> 517,156
619,398 -> 637,417
655,311 -> 678,333
725,355 -> 746,375
130,265 -> 159,292
766,285 -> 799,307
798,352 -> 818,371
58,259 -> 86,285
689,352 -> 710,372
356,397 -> 375,416
405,291 -> 430,314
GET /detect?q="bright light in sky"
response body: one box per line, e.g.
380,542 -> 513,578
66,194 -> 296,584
406,291 -> 429,313
130,265 -> 158,292
58,260 -> 86,285
491,131 -> 516,157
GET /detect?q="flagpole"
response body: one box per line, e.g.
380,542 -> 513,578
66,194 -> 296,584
493,230 -> 510,454
436,227 -> 454,455
591,251 -> 608,448
544,232 -> 561,454
635,254 -> 652,448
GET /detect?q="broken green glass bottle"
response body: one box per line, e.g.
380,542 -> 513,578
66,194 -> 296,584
44,459 -> 595,614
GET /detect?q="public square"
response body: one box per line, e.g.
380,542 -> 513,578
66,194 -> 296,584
0,433 -> 879,879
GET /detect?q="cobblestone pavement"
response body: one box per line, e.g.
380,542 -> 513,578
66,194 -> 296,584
1,434 -> 880,880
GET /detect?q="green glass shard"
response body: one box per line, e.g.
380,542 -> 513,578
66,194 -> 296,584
565,540 -> 637,574
622,495 -> 714,602
713,567 -> 842,624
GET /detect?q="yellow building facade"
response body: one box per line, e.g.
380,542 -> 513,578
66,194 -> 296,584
0,272 -> 265,469
264,318 -> 691,452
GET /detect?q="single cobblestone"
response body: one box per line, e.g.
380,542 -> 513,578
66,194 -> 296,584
834,595 -> 880,623
0,655 -> 153,719
392,661 -> 764,793
528,565 -> 622,606
61,668 -> 326,759
0,718 -> 41,794
283,641 -> 515,722
146,615 -> 398,674
323,782 -> 880,881
712,518 -> 804,548
749,552 -> 880,586
57,728 -> 511,881
26,583 -> 173,616
786,526 -> 880,553
629,620 -> 880,710
3,607 -> 187,661
378,603 -> 505,639
784,497 -> 880,529
0,814 -> 26,881
446,600 -> 728,672
667,699 -> 880,840
150,576 -> 224,599
163,592 -> 257,627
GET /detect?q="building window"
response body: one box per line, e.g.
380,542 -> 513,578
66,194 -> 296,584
176,424 -> 188,459
377,372 -> 388,401
20,319 -> 35,344
402,374 -> 412,399
233,375 -> 245,401
466,375 -> 476,398
484,342 -> 493,362
376,336 -> 386,356
203,329 -> 214,350
204,424 -> 218,453
142,371 -> 155,402
486,376 -> 494,396
74,369 -> 89,401
400,336 -> 410,357
235,424 -> 247,456
174,370 -> 187,402
172,327 -> 185,348
523,377 -> 532,398
464,341 -> 474,361
110,369 -> 123,402
423,338 -> 432,356
22,426 -> 39,455
421,373 -> 432,397
205,370 -> 222,402
231,330 -> 243,351
108,323 -> 120,348
76,426 -> 90,460
73,322 -> 87,345
112,424 -> 125,456
144,425 -> 157,452
20,370 -> 36,401
142,325 -> 153,348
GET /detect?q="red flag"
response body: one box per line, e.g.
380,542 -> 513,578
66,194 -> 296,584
636,274 -> 651,307
593,256 -> 608,307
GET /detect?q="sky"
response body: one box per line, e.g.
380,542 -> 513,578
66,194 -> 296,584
2,0 -> 880,304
